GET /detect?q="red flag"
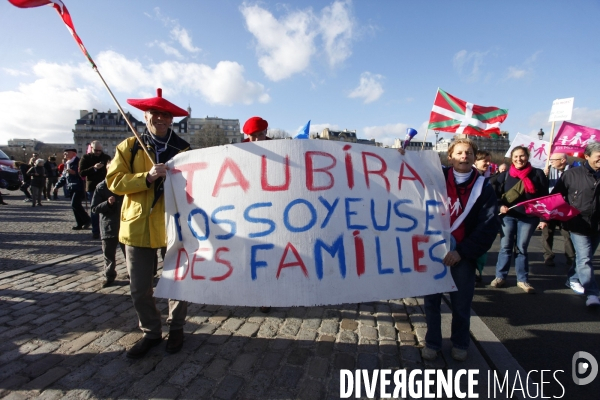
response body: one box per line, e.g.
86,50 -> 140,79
515,194 -> 580,221
428,89 -> 508,138
8,0 -> 96,68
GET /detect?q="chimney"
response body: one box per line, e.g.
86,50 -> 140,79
92,109 -> 98,120
80,110 -> 89,118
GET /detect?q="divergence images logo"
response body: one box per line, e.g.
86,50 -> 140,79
572,351 -> 598,386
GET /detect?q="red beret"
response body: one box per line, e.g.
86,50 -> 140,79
127,88 -> 189,117
243,116 -> 268,135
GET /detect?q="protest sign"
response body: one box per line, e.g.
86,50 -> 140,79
154,140 -> 454,307
548,97 -> 574,122
551,121 -> 600,156
505,133 -> 550,169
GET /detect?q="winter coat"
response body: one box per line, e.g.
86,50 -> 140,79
493,167 -> 548,218
27,166 -> 46,188
79,151 -> 112,192
91,180 -> 123,240
552,164 -> 600,235
55,156 -> 85,195
106,131 -> 190,248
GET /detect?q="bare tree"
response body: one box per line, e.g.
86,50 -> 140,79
268,129 -> 291,139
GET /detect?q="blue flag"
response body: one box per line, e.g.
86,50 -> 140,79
295,120 -> 310,139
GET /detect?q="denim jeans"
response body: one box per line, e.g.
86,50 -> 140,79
424,258 -> 475,351
568,232 -> 600,297
495,214 -> 539,282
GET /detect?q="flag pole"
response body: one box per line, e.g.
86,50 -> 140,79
421,88 -> 439,151
91,66 -> 155,165
544,121 -> 556,171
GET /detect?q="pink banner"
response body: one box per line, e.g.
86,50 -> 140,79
516,194 -> 580,222
551,122 -> 600,156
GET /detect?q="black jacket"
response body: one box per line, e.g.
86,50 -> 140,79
91,180 -> 123,239
552,165 -> 600,235
55,156 -> 84,194
493,167 -> 548,218
79,152 -> 112,192
444,168 -> 500,262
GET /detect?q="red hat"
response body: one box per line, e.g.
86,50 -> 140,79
243,116 -> 268,135
127,88 -> 189,117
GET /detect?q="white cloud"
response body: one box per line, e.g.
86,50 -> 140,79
505,50 -> 542,80
170,26 -> 200,53
148,7 -> 201,55
506,66 -> 527,79
0,52 -> 270,144
319,0 -> 354,67
306,122 -> 341,135
2,68 -> 28,77
453,49 -> 489,82
241,1 -> 355,81
348,72 -> 383,103
148,40 -> 184,59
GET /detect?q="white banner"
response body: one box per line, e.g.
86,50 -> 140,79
155,140 -> 455,307
505,133 -> 550,169
548,97 -> 574,122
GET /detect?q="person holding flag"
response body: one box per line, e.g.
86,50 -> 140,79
552,142 -> 600,307
106,88 -> 191,358
492,146 -> 548,293
422,139 -> 499,362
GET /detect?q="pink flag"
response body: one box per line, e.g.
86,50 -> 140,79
551,121 -> 600,157
516,194 -> 580,221
8,0 -> 96,68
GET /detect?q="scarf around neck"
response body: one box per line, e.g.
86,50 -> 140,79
446,168 -> 478,243
509,162 -> 536,194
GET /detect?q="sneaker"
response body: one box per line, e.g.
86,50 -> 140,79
126,336 -> 162,359
421,346 -> 438,361
451,347 -> 468,361
517,281 -> 536,294
586,295 -> 600,307
490,278 -> 506,288
568,281 -> 585,295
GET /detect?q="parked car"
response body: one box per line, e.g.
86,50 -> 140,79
0,149 -> 21,191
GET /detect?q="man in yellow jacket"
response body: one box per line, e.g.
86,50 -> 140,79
106,88 -> 190,359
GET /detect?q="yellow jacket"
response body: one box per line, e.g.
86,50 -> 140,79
106,134 -> 189,248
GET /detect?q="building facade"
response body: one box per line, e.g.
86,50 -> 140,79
392,138 -> 433,151
312,128 -> 382,147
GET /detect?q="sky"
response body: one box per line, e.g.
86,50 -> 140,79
1,0 -> 600,147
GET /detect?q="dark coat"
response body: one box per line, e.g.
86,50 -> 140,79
493,167 -> 548,218
552,164 -> 600,235
27,166 -> 46,188
443,168 -> 500,262
44,161 -> 59,179
79,152 -> 112,192
91,180 -> 123,240
55,156 -> 84,195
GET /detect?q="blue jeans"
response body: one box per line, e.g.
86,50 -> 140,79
87,191 -> 100,235
568,232 -> 600,296
495,215 -> 539,282
424,258 -> 475,351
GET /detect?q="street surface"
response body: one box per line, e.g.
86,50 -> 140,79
0,190 -> 599,399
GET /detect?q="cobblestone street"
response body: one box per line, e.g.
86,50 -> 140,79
0,191 -> 498,399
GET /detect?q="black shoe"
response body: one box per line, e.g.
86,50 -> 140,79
101,277 -> 115,288
126,337 -> 162,359
37,203 -> 42,206
72,225 -> 83,230
259,306 -> 271,314
83,222 -> 91,229
0,202 -> 7,205
166,329 -> 184,354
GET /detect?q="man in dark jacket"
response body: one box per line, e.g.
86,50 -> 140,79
422,139 -> 499,362
80,141 -> 112,239
552,142 -> 600,307
44,156 -> 59,201
91,173 -> 124,288
54,149 -> 90,230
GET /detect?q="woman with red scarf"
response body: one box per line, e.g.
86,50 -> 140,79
492,146 -> 548,293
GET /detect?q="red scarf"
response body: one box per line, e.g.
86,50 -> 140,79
446,168 -> 477,243
509,162 -> 536,194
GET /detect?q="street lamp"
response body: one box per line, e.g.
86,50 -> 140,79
21,145 -> 27,162
537,129 -> 544,140
434,130 -> 440,151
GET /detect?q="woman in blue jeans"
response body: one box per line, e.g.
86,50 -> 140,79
492,146 -> 548,293
422,139 -> 499,362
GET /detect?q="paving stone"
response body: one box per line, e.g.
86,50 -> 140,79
21,367 -> 68,391
213,374 -> 245,400
298,379 -> 324,400
220,317 -> 244,332
378,325 -> 397,340
334,352 -> 355,370
178,377 -> 215,400
359,325 -> 378,340
219,337 -> 249,360
203,358 -> 230,380
316,335 -> 335,357
340,318 -> 358,331
234,322 -> 259,337
287,348 -> 311,366
230,352 -> 258,373
148,385 -> 180,400
319,319 -> 339,335
308,356 -> 329,378
243,370 -> 273,399
274,365 -> 304,389
167,362 -> 204,387
278,317 -> 302,337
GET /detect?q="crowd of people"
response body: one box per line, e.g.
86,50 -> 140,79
2,88 -> 598,364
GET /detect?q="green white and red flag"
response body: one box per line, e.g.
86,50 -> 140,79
428,88 -> 508,138
8,0 -> 96,68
